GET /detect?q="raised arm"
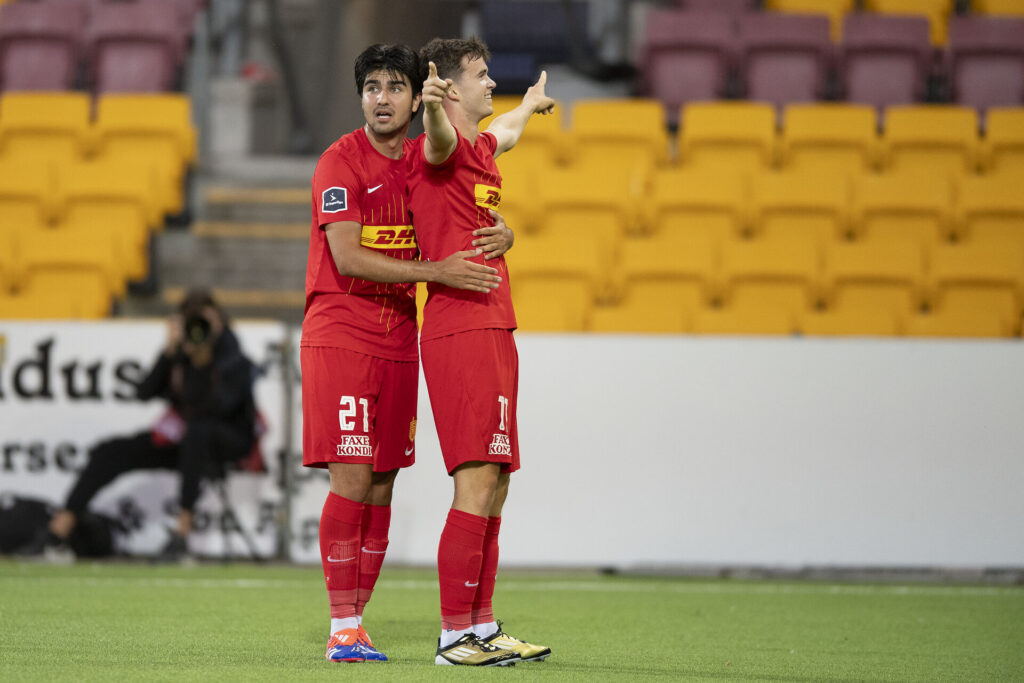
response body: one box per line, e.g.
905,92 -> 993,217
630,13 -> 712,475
422,60 -> 458,165
324,221 -> 501,292
486,70 -> 556,158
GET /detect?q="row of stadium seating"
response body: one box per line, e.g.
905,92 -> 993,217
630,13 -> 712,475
493,99 -> 1024,185
638,8 -> 1024,121
0,0 -> 202,93
0,92 -> 197,317
507,232 -> 1023,338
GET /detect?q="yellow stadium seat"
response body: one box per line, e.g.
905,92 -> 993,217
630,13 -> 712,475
982,107 -> 1024,177
927,242 -> 1024,335
719,234 -> 821,319
595,231 -> 717,333
56,161 -> 157,282
679,102 -> 778,174
0,92 -> 91,168
750,169 -> 850,247
692,305 -> 797,335
955,175 -> 1024,251
0,160 -> 53,234
482,95 -> 567,164
569,98 -> 670,169
93,94 -> 197,215
852,172 -> 953,247
882,105 -> 980,179
863,0 -> 953,44
972,0 -> 1024,15
765,0 -> 856,41
18,228 -> 118,318
823,238 -> 924,325
800,306 -> 902,336
645,167 -> 747,242
0,290 -> 78,319
904,308 -> 1009,338
780,103 -> 879,175
494,146 -> 548,234
533,165 -> 636,250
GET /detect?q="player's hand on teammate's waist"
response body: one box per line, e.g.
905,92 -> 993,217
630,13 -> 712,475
473,209 -> 514,260
433,249 -> 502,293
423,61 -> 453,107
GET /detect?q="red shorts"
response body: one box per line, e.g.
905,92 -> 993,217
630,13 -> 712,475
301,345 -> 418,472
420,328 -> 520,475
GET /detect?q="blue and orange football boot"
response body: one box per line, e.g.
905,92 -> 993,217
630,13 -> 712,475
356,625 -> 388,662
325,628 -> 366,663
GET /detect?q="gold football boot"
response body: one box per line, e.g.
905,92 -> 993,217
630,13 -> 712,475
479,621 -> 551,662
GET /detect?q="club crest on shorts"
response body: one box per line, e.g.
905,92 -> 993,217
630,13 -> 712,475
322,187 -> 347,213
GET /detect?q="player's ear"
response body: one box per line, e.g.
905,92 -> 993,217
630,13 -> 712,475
412,93 -> 422,113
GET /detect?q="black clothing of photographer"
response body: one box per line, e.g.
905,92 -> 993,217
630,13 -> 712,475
45,290 -> 257,560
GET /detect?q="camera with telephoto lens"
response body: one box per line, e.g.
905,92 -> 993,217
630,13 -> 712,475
184,313 -> 212,345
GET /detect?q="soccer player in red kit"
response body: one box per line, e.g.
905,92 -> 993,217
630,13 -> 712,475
406,37 -> 555,667
302,43 -> 514,664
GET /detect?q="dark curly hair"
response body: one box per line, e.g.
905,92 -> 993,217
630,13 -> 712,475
354,43 -> 422,97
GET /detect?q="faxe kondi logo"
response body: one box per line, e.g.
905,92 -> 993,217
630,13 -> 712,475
337,435 -> 371,457
488,433 -> 510,456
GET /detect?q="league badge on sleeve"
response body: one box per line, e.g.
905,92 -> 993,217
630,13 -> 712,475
322,187 -> 348,213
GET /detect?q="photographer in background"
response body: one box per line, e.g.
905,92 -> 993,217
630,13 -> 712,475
39,289 -> 258,562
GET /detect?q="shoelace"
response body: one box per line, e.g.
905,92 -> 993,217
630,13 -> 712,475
462,634 -> 502,653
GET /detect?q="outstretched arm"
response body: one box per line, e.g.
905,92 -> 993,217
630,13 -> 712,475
422,60 -> 458,165
325,221 -> 501,292
486,70 -> 556,158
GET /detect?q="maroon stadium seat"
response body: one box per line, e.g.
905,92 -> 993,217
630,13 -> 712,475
0,2 -> 86,91
839,14 -> 933,114
638,10 -> 735,126
736,13 -> 833,112
947,16 -> 1024,118
86,1 -> 186,93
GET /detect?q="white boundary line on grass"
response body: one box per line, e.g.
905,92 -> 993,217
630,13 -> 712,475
4,575 -> 1022,597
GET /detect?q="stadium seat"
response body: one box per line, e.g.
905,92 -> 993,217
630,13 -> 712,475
678,101 -> 778,174
0,1 -> 86,91
493,148 -> 545,235
569,98 -> 670,170
946,16 -> 1024,120
800,306 -> 902,336
692,305 -> 797,335
0,289 -> 78,319
636,9 -> 735,126
595,231 -> 717,333
882,106 -> 981,179
972,0 -> 1024,15
780,103 -> 879,175
838,14 -> 932,115
0,160 -> 54,234
678,0 -> 757,11
955,175 -> 1024,251
926,242 -> 1024,335
18,227 -> 118,318
735,12 -> 833,112
749,169 -> 850,248
0,92 -> 91,168
56,161 -> 157,282
982,107 -> 1024,176
483,94 -> 566,164
852,172 -> 953,247
93,94 -> 197,216
863,0 -> 954,45
86,1 -> 186,92
822,238 -> 924,327
534,165 -> 638,249
479,0 -> 589,93
764,0 -> 856,41
904,307 -> 1010,337
506,232 -> 603,331
718,234 -> 821,321
644,167 -> 747,242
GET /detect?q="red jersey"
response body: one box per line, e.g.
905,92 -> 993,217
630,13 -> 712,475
406,129 -> 517,342
302,128 -> 419,361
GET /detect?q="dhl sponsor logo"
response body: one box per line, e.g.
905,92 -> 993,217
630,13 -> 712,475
361,225 -> 417,249
474,183 -> 501,208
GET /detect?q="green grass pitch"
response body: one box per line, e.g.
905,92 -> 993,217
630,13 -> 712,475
1,560 -> 1021,681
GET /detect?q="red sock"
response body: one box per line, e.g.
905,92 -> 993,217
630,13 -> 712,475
471,516 -> 501,625
355,503 -> 391,617
438,508 -> 488,631
319,492 -> 364,620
